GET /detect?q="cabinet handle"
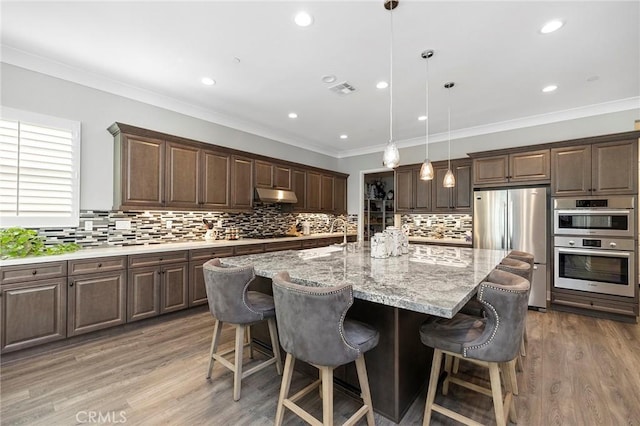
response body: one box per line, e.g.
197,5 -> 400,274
32,270 -> 37,275
159,258 -> 163,261
69,282 -> 74,287
98,263 -> 102,268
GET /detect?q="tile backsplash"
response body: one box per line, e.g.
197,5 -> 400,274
35,205 -> 357,248
401,213 -> 473,241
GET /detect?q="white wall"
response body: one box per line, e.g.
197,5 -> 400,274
338,108 -> 640,214
1,63 -> 339,211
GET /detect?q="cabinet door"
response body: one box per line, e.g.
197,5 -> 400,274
551,145 -> 591,196
67,271 -> 126,337
473,155 -> 508,186
122,135 -> 165,208
395,168 -> 414,212
161,263 -> 188,314
189,260 -> 209,307
165,142 -> 200,209
127,267 -> 160,322
1,279 -> 67,353
201,150 -> 230,209
306,171 -> 322,211
592,140 -> 638,195
231,156 -> 254,209
453,160 -> 472,211
274,165 -> 292,190
292,169 -> 307,211
509,149 -> 550,183
334,176 -> 347,214
321,175 -> 335,212
432,165 -> 453,212
414,168 -> 432,211
254,160 -> 274,188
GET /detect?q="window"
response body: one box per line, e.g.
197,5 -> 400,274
0,107 -> 81,228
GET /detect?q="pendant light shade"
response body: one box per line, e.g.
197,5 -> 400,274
419,49 -> 434,181
443,81 -> 455,188
382,0 -> 399,169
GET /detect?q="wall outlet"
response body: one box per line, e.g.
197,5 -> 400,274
455,219 -> 461,229
166,220 -> 173,229
115,220 -> 131,230
217,219 -> 223,228
84,220 -> 93,232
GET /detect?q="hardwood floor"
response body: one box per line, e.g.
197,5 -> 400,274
1,308 -> 639,425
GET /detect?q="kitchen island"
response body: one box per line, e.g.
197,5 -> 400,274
223,243 -> 507,422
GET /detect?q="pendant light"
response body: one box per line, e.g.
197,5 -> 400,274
382,0 -> 400,169
443,81 -> 456,188
419,49 -> 434,180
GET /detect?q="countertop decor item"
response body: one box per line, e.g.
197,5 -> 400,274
0,227 -> 80,259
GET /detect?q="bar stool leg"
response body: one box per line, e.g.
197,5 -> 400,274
502,361 -> 518,424
321,366 -> 334,426
488,362 -> 506,426
443,351 -> 453,395
233,325 -> 245,401
247,325 -> 254,359
267,318 -> 283,375
355,356 -> 375,426
275,353 -> 295,426
423,348 -> 443,426
206,319 -> 224,379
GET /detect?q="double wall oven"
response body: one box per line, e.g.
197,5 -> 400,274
553,196 -> 636,298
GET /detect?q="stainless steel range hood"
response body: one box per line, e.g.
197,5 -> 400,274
255,187 -> 298,204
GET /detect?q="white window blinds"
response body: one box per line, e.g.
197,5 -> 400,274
0,108 -> 80,228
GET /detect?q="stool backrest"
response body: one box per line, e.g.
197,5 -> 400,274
272,272 -> 360,367
202,258 -> 264,324
465,269 -> 529,363
507,250 -> 534,269
498,257 -> 532,283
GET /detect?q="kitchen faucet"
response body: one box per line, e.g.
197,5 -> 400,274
329,218 -> 348,246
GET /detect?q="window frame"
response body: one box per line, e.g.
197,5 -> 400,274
0,107 -> 81,228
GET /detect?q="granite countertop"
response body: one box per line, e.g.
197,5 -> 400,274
223,244 -> 507,318
409,236 -> 472,246
0,233 -> 356,267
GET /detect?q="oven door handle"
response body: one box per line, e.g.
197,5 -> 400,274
557,247 -> 631,258
555,209 -> 632,215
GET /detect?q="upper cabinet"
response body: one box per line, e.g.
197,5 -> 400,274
109,123 -> 348,212
551,139 -> 638,196
395,165 -> 432,213
473,149 -> 550,187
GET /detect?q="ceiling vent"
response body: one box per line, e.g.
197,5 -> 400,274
328,81 -> 356,95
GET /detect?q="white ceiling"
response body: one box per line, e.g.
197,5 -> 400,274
1,1 -> 639,158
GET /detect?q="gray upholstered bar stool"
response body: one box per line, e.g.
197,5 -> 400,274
272,272 -> 379,426
420,269 -> 530,426
506,250 -> 534,357
202,259 -> 283,401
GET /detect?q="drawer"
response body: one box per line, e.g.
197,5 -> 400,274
301,239 -> 319,248
190,247 -> 234,262
68,256 -> 127,276
1,262 -> 67,285
264,241 -> 302,252
233,244 -> 265,256
128,251 -> 189,268
551,291 -> 637,317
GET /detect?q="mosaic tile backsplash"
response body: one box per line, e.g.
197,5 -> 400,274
401,213 -> 473,242
35,205 -> 358,248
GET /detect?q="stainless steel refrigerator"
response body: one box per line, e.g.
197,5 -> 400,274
473,187 -> 549,309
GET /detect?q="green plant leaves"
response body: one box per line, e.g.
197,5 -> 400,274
0,227 -> 80,259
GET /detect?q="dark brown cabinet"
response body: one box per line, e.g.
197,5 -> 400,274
292,169 -> 307,211
231,155 -> 254,209
1,277 -> 67,353
274,165 -> 292,190
188,247 -> 235,307
432,159 -> 472,212
127,251 -> 189,322
551,139 -> 637,196
255,160 -> 292,190
473,149 -> 550,186
395,166 -> 432,213
118,134 -> 165,209
201,149 -> 230,209
67,269 -> 126,337
306,171 -> 322,211
334,176 -> 347,214
321,175 -> 335,212
165,142 -> 200,209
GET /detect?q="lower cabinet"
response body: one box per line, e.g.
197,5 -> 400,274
189,247 -> 235,307
551,288 -> 638,320
67,270 -> 126,337
127,262 -> 188,322
1,278 -> 67,353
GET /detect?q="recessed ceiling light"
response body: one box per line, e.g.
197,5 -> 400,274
288,112 -> 298,119
322,75 -> 337,84
339,134 -> 348,140
542,85 -> 558,93
540,20 -> 564,34
587,75 -> 599,82
294,11 -> 313,27
201,77 -> 215,86
418,115 -> 427,121
376,81 -> 389,89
